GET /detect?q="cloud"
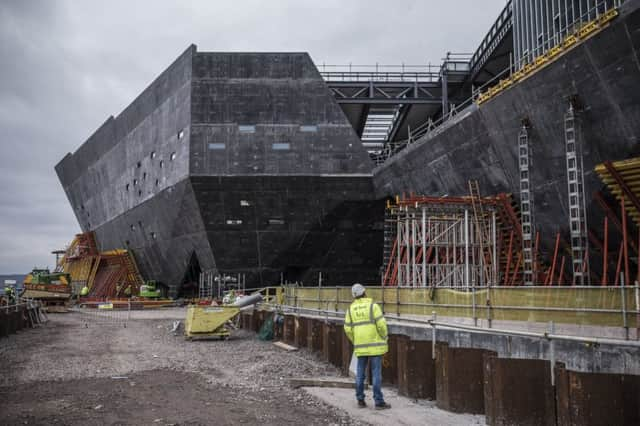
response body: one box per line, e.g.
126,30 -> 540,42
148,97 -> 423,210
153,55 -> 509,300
0,0 -> 506,273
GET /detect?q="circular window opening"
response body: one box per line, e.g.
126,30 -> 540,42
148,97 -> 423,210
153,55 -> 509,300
150,232 -> 157,239
137,161 -> 142,168
150,151 -> 156,159
126,183 -> 130,191
138,189 -> 142,196
130,224 -> 135,231
155,179 -> 159,186
143,172 -> 147,180
133,179 -> 138,186
170,152 -> 176,161
159,160 -> 164,168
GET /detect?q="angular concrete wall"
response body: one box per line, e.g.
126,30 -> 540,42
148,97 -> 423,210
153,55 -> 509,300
373,1 -> 640,257
56,47 -> 383,295
56,45 -> 195,232
189,52 -> 373,176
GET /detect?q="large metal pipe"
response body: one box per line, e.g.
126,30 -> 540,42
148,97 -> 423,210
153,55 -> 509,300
232,293 -> 263,308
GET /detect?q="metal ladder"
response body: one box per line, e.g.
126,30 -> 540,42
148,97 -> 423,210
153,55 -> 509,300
564,105 -> 590,285
468,180 -> 493,285
518,125 -> 535,285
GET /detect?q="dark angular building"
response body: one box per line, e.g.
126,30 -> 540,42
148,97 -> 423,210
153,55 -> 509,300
56,45 -> 384,297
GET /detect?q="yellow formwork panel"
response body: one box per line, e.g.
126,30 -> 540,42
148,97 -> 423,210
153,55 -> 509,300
283,286 -> 638,328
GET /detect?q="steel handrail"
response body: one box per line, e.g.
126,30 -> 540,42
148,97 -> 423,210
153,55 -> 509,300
261,302 -> 640,348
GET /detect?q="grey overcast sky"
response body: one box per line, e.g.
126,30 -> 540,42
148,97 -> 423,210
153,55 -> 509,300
0,0 -> 507,274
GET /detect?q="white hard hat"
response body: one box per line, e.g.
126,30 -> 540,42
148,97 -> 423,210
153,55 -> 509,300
351,283 -> 365,297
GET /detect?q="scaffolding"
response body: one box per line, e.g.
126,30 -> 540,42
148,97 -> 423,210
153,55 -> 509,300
385,196 -> 499,289
198,270 -> 247,301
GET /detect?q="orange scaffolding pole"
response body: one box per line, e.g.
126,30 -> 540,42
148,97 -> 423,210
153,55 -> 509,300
503,230 -> 514,286
510,252 -> 522,286
558,256 -> 566,286
614,242 -> 624,286
533,231 -> 540,284
546,233 -> 561,286
622,195 -> 630,286
383,238 -> 398,286
602,217 -> 609,286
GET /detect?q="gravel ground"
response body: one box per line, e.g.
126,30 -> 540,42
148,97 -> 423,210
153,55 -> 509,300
0,308 -> 365,425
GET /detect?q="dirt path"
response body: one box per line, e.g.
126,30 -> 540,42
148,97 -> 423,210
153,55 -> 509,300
0,308 -> 362,425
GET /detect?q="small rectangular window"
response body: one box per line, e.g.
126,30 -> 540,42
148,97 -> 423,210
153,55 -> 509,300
272,143 -> 290,150
225,219 -> 243,225
268,218 -> 286,225
240,200 -> 251,207
208,143 -> 226,150
238,125 -> 256,133
178,129 -> 185,139
299,125 -> 318,132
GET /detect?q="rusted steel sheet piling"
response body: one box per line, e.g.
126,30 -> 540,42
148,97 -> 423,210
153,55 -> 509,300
436,346 -> 495,414
1,304 -> 41,339
283,315 -> 296,344
382,334 -> 399,385
397,336 -> 437,399
308,319 -> 324,354
322,322 -> 343,368
294,316 -> 308,348
484,355 -> 555,426
555,363 -> 640,426
340,332 -> 353,377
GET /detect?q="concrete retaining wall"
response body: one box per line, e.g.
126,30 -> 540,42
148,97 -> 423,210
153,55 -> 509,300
239,310 -> 640,425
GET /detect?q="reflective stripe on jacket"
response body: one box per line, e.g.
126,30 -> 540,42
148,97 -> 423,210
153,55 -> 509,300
343,297 -> 388,356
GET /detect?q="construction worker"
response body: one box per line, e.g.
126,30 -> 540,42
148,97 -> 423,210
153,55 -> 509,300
4,287 -> 16,305
343,283 -> 391,410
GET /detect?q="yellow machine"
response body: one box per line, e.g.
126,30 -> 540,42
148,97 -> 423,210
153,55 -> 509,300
184,293 -> 262,340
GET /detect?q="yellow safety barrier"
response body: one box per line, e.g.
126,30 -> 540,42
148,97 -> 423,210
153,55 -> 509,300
279,285 -> 639,329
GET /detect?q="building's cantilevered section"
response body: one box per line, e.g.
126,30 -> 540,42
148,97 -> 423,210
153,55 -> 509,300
56,46 -> 384,297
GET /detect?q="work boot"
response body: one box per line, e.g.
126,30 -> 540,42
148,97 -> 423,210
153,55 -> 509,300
357,400 -> 366,408
374,402 -> 391,410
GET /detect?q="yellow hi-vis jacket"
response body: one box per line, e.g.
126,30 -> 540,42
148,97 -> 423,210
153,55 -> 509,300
344,297 -> 388,356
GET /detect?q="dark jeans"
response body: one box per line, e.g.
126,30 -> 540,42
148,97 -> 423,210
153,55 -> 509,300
356,355 -> 384,405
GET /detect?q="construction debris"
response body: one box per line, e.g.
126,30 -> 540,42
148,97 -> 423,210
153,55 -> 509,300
273,341 -> 298,352
289,377 -> 364,389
